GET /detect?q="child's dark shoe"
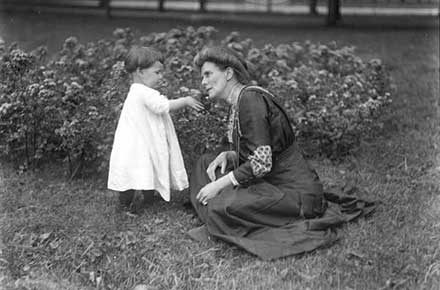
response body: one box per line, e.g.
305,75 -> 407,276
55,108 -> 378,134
119,190 -> 135,207
141,190 -> 155,207
129,191 -> 145,214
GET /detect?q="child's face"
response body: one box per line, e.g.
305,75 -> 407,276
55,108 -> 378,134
136,61 -> 164,89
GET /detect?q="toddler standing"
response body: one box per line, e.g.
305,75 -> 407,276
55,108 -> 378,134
108,46 -> 203,213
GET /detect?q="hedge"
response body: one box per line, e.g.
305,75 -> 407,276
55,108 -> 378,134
0,26 -> 392,177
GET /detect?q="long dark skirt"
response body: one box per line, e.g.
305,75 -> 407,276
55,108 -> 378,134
189,144 -> 375,260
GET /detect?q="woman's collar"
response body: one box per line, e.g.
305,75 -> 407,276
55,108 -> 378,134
226,83 -> 246,106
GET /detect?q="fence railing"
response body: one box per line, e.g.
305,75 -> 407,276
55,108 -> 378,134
1,0 -> 439,25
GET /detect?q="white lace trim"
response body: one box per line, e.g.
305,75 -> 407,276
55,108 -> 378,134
249,145 -> 272,177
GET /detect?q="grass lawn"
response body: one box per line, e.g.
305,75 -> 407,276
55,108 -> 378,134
0,11 -> 439,290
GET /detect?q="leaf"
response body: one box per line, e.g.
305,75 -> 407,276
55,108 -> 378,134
346,250 -> 365,260
39,232 -> 51,242
342,180 -> 357,195
154,218 -> 165,225
49,238 -> 62,249
90,247 -> 103,257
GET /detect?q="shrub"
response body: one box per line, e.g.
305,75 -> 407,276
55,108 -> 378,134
0,26 -> 392,176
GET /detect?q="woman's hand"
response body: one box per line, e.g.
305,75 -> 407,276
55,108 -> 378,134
206,151 -> 236,182
196,181 -> 223,206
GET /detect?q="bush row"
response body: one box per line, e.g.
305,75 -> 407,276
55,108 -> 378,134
0,26 -> 392,176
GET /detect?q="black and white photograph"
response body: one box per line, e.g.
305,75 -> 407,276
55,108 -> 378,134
0,0 -> 439,289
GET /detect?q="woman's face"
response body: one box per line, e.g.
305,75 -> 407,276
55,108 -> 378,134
200,61 -> 228,100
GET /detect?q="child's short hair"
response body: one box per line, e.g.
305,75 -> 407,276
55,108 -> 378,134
124,46 -> 164,73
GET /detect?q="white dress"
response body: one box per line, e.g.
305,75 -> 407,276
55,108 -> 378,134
107,83 -> 188,201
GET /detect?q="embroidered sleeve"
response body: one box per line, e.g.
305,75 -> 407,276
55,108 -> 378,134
249,145 -> 272,177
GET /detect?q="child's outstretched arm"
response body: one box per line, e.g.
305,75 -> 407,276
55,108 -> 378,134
169,96 -> 204,112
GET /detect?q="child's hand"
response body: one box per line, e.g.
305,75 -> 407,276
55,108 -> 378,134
185,96 -> 204,111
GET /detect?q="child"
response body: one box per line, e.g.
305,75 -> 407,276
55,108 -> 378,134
108,46 -> 203,213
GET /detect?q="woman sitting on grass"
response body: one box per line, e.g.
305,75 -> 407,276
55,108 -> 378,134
188,46 -> 375,260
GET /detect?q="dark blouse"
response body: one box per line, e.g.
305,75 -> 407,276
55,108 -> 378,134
230,86 -> 295,184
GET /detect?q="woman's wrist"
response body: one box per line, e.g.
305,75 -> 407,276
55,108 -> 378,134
227,172 -> 239,186
214,174 -> 233,189
226,150 -> 237,161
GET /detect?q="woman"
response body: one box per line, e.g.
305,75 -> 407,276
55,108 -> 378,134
188,46 -> 375,260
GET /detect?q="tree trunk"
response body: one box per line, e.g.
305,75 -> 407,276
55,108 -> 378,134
309,0 -> 318,15
336,0 -> 341,20
99,0 -> 111,17
199,0 -> 206,12
327,0 -> 340,25
159,0 -> 165,11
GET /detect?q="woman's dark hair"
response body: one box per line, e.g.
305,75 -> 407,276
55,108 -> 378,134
194,46 -> 251,84
124,46 -> 164,73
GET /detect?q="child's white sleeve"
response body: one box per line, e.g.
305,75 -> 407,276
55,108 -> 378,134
142,91 -> 170,114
